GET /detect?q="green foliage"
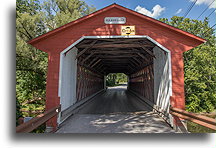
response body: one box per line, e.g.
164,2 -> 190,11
16,99 -> 22,126
16,0 -> 96,129
106,73 -> 127,87
42,0 -> 96,30
16,0 -> 48,120
159,16 -> 216,113
16,0 -> 41,15
187,120 -> 216,133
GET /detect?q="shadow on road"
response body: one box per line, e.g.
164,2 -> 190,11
55,84 -> 175,133
56,111 -> 174,133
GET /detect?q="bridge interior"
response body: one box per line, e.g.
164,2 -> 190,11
58,37 -> 172,133
77,84 -> 151,114
57,85 -> 174,133
76,38 -> 154,74
75,38 -> 156,102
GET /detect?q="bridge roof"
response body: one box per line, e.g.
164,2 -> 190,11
28,3 -> 206,52
28,3 -> 205,45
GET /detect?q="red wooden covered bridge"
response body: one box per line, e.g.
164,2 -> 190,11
17,4 -> 216,133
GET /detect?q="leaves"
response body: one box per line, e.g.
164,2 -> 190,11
42,0 -> 96,31
16,0 -> 96,121
106,73 -> 127,86
160,16 -> 216,113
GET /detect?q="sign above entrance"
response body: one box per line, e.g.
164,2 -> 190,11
121,26 -> 135,36
104,17 -> 126,24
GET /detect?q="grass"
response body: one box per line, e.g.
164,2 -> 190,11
31,123 -> 46,133
187,112 -> 216,133
187,121 -> 216,133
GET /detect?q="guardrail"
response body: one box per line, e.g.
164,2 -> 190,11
16,105 -> 61,133
170,107 -> 216,130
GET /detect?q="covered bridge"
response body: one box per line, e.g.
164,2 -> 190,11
28,4 -> 205,132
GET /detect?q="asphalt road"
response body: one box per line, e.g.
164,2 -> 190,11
56,85 -> 175,133
77,85 -> 152,114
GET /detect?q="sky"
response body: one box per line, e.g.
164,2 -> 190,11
83,0 -> 216,26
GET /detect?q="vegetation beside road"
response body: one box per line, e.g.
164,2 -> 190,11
16,0 -> 95,131
106,73 -> 127,87
159,17 -> 216,114
187,111 -> 216,133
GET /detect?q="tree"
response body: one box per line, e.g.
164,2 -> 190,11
43,0 -> 96,30
16,0 -> 47,119
106,73 -> 127,86
16,0 -> 96,121
159,16 -> 216,113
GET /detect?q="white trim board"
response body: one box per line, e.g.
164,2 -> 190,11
58,35 -> 173,100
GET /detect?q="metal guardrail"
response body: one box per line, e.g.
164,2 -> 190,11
170,107 -> 216,130
16,105 -> 61,133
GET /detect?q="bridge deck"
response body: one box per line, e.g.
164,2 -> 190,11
56,86 -> 175,133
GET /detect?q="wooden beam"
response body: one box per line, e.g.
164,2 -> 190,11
16,105 -> 61,133
97,55 -> 137,58
96,55 -> 139,60
101,59 -> 129,61
105,67 -> 126,70
139,43 -> 156,58
94,62 -> 103,70
97,65 -> 104,71
93,51 -> 139,54
87,57 -> 99,67
128,64 -> 136,72
142,40 -> 155,46
129,60 -> 137,68
137,52 -> 149,62
99,59 -> 132,61
104,66 -> 129,68
132,57 -> 142,65
89,39 -> 144,46
129,59 -> 139,67
78,43 -> 153,48
103,64 -> 128,67
78,62 -> 103,76
90,48 -> 133,52
102,63 -> 129,65
90,59 -> 101,68
81,52 -> 94,64
136,62 -> 153,73
106,67 -> 129,69
95,54 -> 138,57
106,71 -> 126,74
130,48 -> 149,62
106,66 -> 127,68
76,40 -> 97,59
95,38 -> 145,42
94,38 -> 117,42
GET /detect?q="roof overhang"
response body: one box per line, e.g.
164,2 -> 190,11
28,3 -> 206,46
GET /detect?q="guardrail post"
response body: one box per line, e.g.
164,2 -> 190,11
170,106 -> 216,132
170,96 -> 188,132
172,115 -> 188,133
16,105 -> 61,133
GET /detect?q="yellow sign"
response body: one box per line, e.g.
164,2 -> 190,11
121,26 -> 135,36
